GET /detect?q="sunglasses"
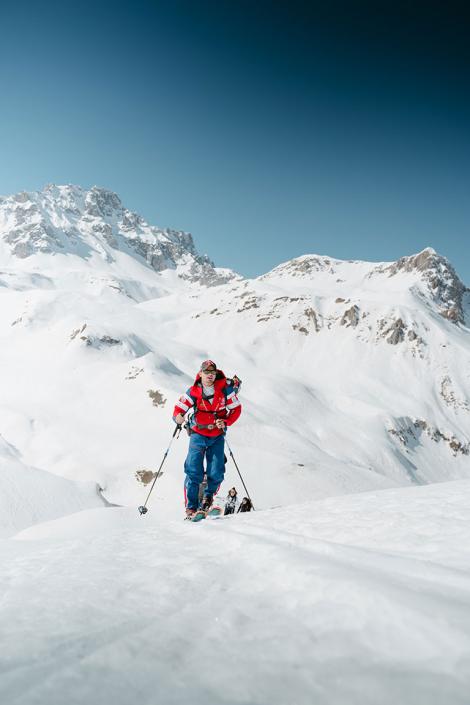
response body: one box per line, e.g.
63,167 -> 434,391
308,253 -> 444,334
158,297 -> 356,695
202,369 -> 216,374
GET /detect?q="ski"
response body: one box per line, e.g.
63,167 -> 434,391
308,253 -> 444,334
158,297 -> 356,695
191,509 -> 206,522
189,505 -> 222,522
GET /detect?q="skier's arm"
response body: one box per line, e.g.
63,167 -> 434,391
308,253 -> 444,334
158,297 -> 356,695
224,389 -> 241,426
173,391 -> 194,424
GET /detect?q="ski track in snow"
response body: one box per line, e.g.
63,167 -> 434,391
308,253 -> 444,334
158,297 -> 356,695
1,481 -> 470,705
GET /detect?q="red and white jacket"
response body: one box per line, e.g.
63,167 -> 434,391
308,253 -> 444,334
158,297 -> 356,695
173,370 -> 241,437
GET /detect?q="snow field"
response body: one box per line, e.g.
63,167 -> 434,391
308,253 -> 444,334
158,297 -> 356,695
1,480 -> 469,705
0,437 -> 103,538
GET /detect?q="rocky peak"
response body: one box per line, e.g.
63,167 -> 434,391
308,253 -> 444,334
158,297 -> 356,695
0,184 -> 238,287
389,247 -> 438,273
259,254 -> 341,280
375,248 -> 467,325
84,186 -> 123,218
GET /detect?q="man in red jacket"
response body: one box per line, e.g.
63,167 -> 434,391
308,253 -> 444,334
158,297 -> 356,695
173,360 -> 241,519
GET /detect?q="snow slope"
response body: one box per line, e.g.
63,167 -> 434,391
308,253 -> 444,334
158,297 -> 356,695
0,435 -> 104,538
2,480 -> 469,705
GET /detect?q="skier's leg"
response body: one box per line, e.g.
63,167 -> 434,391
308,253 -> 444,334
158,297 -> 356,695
198,473 -> 208,505
205,435 -> 226,497
184,433 -> 206,509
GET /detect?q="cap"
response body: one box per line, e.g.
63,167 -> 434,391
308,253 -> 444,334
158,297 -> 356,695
200,359 -> 217,371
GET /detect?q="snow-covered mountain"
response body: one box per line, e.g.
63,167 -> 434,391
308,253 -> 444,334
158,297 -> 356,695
1,184 -> 470,704
0,184 -> 469,532
0,183 -> 238,287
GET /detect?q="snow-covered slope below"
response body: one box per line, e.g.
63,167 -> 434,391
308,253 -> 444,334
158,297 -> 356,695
3,480 -> 470,705
0,435 -> 104,537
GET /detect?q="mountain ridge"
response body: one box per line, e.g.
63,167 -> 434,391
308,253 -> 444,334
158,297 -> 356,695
0,183 -> 239,287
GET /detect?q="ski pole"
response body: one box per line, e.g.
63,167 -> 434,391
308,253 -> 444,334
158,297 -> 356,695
138,424 -> 182,515
225,439 -> 255,510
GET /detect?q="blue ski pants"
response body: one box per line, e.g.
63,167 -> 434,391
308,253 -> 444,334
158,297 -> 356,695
184,432 -> 225,510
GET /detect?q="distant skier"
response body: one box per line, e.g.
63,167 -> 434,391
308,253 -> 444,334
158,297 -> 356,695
173,360 -> 242,520
224,487 -> 239,515
238,497 -> 253,513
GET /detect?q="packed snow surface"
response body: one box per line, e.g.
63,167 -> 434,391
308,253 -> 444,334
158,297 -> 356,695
2,480 -> 470,705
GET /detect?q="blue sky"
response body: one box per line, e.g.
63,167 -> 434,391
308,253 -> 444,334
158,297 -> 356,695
0,1 -> 469,282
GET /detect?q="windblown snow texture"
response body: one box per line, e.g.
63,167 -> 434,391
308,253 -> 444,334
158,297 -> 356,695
2,481 -> 470,705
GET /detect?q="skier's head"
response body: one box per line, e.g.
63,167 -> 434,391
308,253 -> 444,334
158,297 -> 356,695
200,359 -> 217,384
229,487 -> 237,496
200,359 -> 217,373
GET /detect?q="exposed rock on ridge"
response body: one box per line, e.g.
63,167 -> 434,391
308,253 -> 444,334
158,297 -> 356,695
0,184 -> 237,287
374,248 -> 467,325
389,417 -> 470,458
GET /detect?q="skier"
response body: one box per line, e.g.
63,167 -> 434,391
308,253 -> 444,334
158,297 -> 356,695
224,487 -> 239,515
173,360 -> 242,519
238,497 -> 253,513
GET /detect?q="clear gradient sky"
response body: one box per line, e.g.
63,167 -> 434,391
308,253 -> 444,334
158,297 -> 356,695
1,1 -> 469,282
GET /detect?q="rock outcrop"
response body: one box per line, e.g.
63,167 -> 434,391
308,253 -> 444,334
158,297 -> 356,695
0,184 -> 238,287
